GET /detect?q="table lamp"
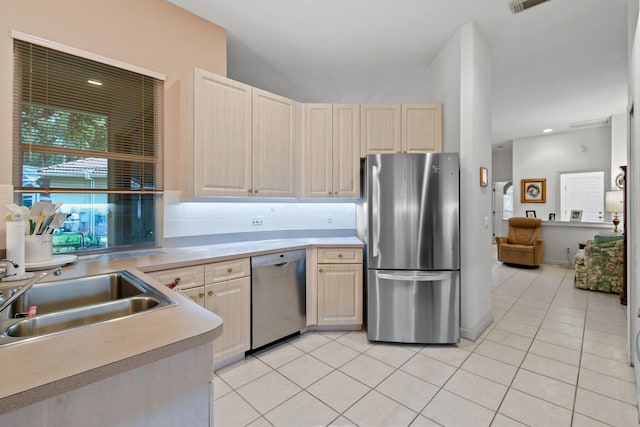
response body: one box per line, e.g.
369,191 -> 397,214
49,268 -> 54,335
605,190 -> 624,233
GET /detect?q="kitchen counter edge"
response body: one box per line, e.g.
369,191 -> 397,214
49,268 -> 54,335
0,236 -> 363,414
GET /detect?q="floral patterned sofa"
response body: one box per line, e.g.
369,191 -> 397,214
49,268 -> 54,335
574,235 -> 624,293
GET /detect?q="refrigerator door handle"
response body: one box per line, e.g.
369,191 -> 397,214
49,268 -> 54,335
371,164 -> 380,259
378,272 -> 450,282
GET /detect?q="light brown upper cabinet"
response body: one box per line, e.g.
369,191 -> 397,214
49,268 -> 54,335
182,69 -> 299,199
360,104 -> 402,156
401,104 -> 442,153
183,69 -> 253,198
252,88 -> 298,197
303,104 -> 360,198
360,104 -> 443,156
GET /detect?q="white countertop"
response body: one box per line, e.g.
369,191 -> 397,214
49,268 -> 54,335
0,236 -> 363,414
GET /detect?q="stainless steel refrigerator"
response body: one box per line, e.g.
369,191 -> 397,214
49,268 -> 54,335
358,153 -> 460,344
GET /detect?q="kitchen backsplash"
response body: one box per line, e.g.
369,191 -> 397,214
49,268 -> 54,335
163,191 -> 356,240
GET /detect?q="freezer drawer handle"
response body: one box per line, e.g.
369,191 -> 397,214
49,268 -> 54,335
378,272 -> 450,282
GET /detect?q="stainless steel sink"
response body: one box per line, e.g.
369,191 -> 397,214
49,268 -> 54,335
0,271 -> 175,345
6,272 -> 145,317
6,297 -> 160,337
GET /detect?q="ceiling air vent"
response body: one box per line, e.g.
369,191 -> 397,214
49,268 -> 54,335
509,0 -> 551,14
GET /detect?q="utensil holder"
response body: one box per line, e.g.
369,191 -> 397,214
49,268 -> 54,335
25,234 -> 53,263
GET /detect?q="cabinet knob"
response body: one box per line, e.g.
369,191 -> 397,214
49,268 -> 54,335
319,268 -> 323,273
328,191 -> 332,195
338,254 -> 343,258
248,188 -> 253,194
254,189 -> 259,194
198,293 -> 205,299
334,192 -> 338,196
208,291 -> 213,296
227,268 -> 233,273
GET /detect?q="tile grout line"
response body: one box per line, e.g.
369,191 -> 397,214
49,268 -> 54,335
490,264 -> 574,425
214,263 -> 635,426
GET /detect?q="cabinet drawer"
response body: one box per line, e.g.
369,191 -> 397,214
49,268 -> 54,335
317,247 -> 363,264
146,265 -> 205,290
205,257 -> 251,283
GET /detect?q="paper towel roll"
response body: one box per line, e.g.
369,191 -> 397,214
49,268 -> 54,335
6,221 -> 26,278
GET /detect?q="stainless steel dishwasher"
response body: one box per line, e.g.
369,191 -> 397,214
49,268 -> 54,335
251,249 -> 306,350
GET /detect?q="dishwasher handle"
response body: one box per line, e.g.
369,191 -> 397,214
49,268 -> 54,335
274,262 -> 290,267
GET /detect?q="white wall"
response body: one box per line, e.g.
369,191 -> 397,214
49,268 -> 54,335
541,222 -> 613,265
492,149 -> 513,182
163,191 -> 355,243
427,31 -> 461,151
512,126 -> 612,219
629,0 -> 640,395
611,113 -> 629,189
428,23 -> 494,341
458,23 -> 494,341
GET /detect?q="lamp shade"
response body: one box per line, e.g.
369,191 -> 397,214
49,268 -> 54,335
605,190 -> 624,213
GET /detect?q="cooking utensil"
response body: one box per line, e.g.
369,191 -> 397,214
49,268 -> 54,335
33,211 -> 45,235
46,213 -> 68,234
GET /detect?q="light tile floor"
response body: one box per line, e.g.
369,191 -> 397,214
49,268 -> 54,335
213,260 -> 638,426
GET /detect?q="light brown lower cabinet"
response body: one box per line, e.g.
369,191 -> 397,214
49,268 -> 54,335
316,247 -> 363,326
204,277 -> 251,363
146,258 -> 251,365
317,263 -> 363,325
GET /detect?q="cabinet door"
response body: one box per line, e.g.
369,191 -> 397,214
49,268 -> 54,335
178,285 -> 205,308
333,104 -> 361,198
194,70 -> 253,196
304,104 -> 333,197
401,104 -> 442,153
360,104 -> 401,156
317,264 -> 363,326
252,88 -> 296,197
205,277 -> 251,363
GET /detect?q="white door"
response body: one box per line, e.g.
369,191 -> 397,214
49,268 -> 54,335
560,171 -> 605,222
493,181 -> 512,240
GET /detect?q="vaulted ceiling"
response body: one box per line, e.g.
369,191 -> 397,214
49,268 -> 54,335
169,0 -> 633,145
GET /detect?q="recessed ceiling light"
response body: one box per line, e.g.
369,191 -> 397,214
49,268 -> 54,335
543,128 -> 553,133
88,79 -> 103,86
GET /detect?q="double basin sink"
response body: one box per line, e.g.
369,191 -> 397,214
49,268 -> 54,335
0,271 -> 175,346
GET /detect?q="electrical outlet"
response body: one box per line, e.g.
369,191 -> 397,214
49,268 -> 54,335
251,217 -> 263,226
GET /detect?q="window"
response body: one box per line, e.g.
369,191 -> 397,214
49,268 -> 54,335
13,37 -> 163,253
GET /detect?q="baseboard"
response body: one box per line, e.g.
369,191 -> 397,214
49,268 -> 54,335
544,257 -> 573,266
460,311 -> 494,341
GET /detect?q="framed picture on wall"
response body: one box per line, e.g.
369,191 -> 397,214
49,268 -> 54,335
521,178 -> 546,203
525,210 -> 536,218
570,210 -> 583,222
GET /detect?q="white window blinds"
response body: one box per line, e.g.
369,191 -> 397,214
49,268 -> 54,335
13,38 -> 164,195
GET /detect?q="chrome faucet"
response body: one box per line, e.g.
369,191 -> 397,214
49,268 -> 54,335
0,267 -> 62,316
0,259 -> 19,281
